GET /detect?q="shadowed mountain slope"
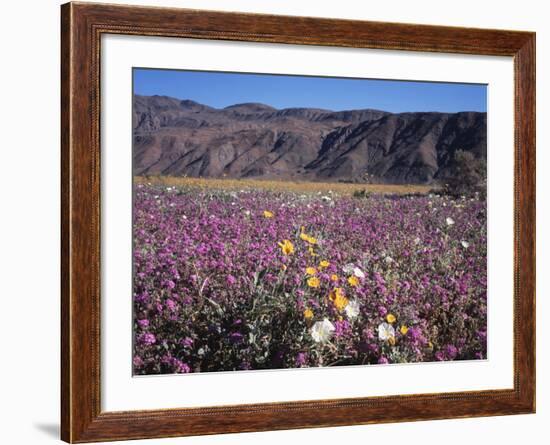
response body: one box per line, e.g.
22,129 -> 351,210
133,95 -> 486,184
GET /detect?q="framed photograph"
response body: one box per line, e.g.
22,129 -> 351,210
61,2 -> 535,442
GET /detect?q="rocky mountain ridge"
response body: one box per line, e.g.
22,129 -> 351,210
133,95 -> 486,184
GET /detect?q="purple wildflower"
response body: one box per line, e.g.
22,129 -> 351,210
138,332 -> 156,346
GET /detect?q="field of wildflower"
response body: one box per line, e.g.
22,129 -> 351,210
133,181 -> 487,375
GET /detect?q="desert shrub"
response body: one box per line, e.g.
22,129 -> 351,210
352,189 -> 372,199
442,150 -> 487,198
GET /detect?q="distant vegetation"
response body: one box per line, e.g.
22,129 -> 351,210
135,176 -> 433,196
441,150 -> 487,199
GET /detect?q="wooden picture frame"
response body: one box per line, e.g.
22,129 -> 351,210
61,2 -> 535,442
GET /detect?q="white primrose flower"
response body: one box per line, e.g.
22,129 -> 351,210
310,318 -> 335,343
377,322 -> 395,341
414,237 -> 421,245
342,263 -> 355,274
446,217 -> 455,226
384,256 -> 394,264
345,300 -> 360,319
461,240 -> 470,249
353,267 -> 365,278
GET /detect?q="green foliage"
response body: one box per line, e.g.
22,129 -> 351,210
442,150 -> 487,198
352,189 -> 372,199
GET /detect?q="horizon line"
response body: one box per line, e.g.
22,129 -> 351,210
133,93 -> 487,115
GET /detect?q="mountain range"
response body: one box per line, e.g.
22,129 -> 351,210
133,95 -> 487,184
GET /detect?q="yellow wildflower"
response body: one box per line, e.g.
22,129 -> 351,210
300,232 -> 318,245
329,287 -> 348,311
329,287 -> 345,301
278,239 -> 294,256
386,313 -> 396,324
306,267 -> 317,276
307,277 -> 320,288
388,336 -> 396,346
319,260 -> 330,269
307,236 -> 318,245
347,275 -> 360,287
330,274 -> 339,282
263,210 -> 274,218
333,294 -> 348,312
304,308 -> 314,320
308,246 -> 318,257
400,325 -> 409,335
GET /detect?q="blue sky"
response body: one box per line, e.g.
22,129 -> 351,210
133,68 -> 487,113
